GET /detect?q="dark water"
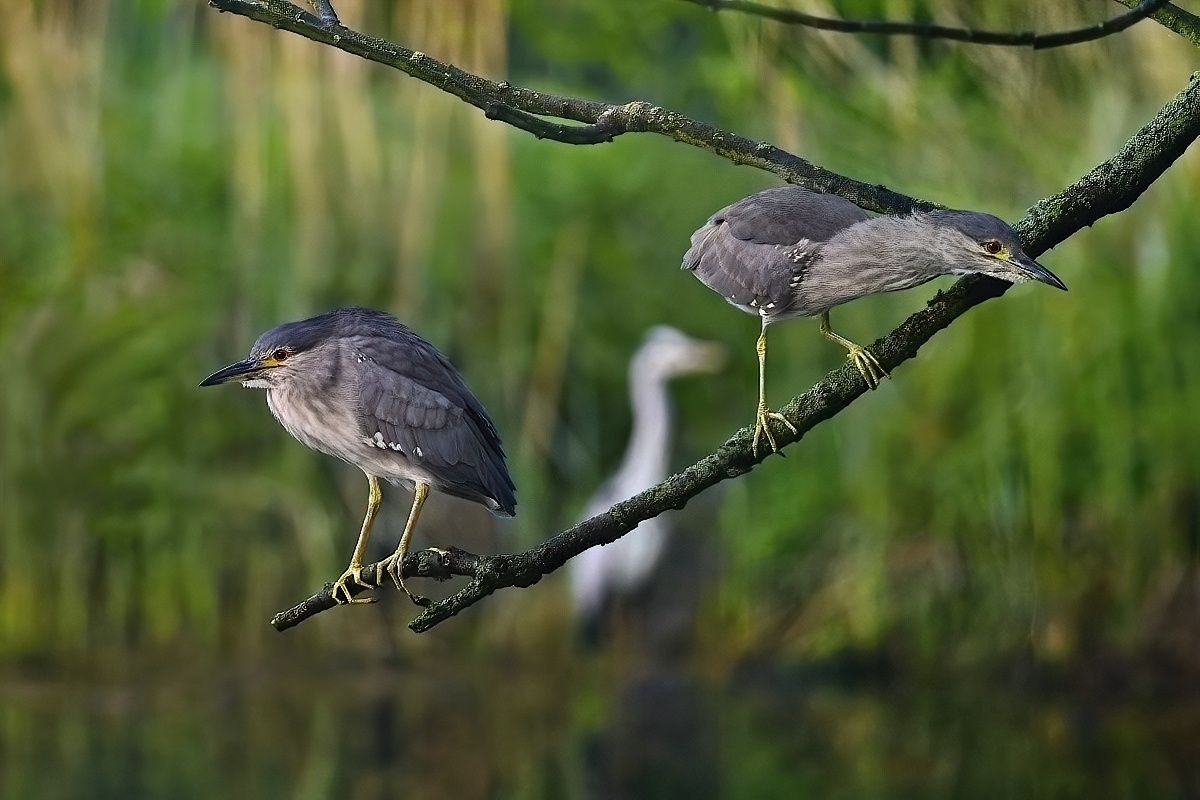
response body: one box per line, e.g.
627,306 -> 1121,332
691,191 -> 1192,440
3,648 -> 1199,800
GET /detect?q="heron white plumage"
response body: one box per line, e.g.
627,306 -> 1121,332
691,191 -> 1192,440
569,326 -> 724,625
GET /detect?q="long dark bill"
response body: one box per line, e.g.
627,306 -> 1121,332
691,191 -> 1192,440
1015,252 -> 1067,291
199,358 -> 261,387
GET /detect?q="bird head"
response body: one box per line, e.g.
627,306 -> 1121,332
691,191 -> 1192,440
923,210 -> 1067,290
199,316 -> 334,390
635,326 -> 727,381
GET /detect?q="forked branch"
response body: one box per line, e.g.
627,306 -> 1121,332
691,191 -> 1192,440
207,0 -> 929,216
1111,0 -> 1200,47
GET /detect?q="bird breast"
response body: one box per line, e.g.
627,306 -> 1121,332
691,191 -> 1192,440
265,383 -> 436,491
266,385 -> 363,466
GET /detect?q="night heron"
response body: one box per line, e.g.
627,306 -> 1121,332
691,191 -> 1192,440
682,185 -> 1066,455
569,326 -> 724,630
200,307 -> 516,606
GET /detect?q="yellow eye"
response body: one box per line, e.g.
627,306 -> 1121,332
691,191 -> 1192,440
983,240 -> 1003,255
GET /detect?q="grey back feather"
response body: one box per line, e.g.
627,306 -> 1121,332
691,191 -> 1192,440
682,186 -> 869,314
352,329 -> 516,516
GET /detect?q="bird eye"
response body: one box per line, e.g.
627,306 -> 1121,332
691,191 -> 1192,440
272,348 -> 289,362
983,240 -> 1003,255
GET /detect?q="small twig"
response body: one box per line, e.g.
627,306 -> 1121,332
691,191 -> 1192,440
301,0 -> 339,26
483,102 -> 618,145
1110,0 -> 1200,48
681,0 -> 1170,49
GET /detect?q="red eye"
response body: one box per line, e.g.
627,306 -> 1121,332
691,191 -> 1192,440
272,348 -> 288,361
984,240 -> 1002,255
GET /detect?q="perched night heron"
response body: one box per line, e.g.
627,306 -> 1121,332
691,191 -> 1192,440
200,307 -> 516,606
683,185 -> 1066,455
569,326 -> 724,632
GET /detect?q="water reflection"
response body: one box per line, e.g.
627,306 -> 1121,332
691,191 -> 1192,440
581,670 -> 719,800
3,651 -> 1200,799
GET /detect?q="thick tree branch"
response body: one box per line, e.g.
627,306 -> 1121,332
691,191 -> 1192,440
269,73 -> 1200,634
1112,0 -> 1200,47
681,0 -> 1169,49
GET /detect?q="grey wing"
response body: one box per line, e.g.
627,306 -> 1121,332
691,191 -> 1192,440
682,186 -> 869,310
353,336 -> 516,515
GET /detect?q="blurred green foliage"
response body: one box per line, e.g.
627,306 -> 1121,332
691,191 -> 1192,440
5,665 -> 1199,798
0,0 -> 1198,672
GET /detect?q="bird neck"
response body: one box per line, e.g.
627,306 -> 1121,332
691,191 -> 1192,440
795,214 -> 952,315
613,366 -> 673,495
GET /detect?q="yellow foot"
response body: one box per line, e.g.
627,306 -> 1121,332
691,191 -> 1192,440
331,563 -> 377,605
381,554 -> 432,608
752,404 -> 797,456
847,345 -> 888,390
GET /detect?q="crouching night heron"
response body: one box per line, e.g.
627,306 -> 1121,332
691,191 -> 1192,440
200,307 -> 516,606
683,185 -> 1066,455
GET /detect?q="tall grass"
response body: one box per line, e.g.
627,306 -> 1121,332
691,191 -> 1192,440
0,0 -> 1197,667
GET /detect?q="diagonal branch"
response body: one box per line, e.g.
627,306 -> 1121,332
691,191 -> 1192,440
271,71 -> 1200,633
1111,0 -> 1200,47
207,0 -> 930,216
681,0 -> 1169,49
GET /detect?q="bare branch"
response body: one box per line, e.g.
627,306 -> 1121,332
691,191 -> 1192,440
680,0 -> 1169,49
1111,0 -> 1200,47
206,0 -> 930,216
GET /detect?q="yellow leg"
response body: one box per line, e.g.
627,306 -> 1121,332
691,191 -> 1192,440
382,482 -> 432,607
752,321 -> 796,457
332,474 -> 382,605
819,311 -> 888,389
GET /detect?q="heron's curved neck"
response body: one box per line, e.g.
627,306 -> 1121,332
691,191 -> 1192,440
614,366 -> 672,495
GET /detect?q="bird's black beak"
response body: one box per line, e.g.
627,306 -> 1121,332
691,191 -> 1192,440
1014,252 -> 1067,291
199,357 -> 262,387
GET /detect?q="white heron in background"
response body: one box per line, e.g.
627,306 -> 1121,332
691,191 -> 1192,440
569,326 -> 724,630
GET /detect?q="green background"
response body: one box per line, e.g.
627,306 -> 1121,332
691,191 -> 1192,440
2,0 -> 1199,796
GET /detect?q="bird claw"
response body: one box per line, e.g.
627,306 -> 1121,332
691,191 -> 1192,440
382,554 -> 432,607
847,345 -> 888,390
331,563 -> 377,605
752,404 -> 797,457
